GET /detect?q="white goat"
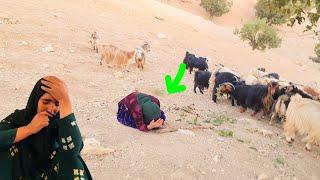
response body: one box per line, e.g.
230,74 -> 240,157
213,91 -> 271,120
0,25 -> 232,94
283,94 -> 320,151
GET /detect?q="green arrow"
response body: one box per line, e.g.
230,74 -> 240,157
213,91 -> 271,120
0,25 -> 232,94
165,63 -> 187,94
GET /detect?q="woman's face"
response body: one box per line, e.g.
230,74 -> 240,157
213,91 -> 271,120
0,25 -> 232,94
37,93 -> 59,115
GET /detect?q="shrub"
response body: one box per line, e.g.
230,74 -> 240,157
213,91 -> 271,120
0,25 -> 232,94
234,19 -> 282,50
200,0 -> 233,17
255,0 -> 288,25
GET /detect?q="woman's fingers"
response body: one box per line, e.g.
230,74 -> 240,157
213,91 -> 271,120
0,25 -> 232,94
158,119 -> 164,126
39,111 -> 53,117
41,85 -> 52,92
43,76 -> 62,84
41,80 -> 55,88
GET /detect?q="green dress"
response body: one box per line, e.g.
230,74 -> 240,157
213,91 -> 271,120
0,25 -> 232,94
0,113 -> 92,180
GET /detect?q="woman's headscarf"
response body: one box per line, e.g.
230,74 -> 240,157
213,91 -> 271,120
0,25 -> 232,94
3,78 -> 59,177
136,93 -> 161,125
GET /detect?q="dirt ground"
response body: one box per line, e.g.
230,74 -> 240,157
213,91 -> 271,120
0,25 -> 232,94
1,0 -> 320,179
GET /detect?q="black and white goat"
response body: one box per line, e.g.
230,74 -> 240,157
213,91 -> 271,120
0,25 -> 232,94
134,42 -> 150,70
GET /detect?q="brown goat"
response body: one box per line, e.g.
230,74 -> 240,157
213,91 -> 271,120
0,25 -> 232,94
100,45 -> 135,71
262,81 -> 279,117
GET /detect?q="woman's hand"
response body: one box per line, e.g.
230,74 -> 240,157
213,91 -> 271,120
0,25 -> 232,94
147,119 -> 164,130
41,76 -> 72,118
41,76 -> 69,102
14,111 -> 52,143
27,111 -> 52,134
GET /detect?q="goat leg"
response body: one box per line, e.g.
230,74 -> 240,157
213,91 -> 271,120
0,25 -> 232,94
199,86 -> 204,94
251,110 -> 259,117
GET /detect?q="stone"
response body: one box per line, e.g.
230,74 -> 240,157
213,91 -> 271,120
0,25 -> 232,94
81,138 -> 115,156
157,33 -> 166,39
154,15 -> 164,21
213,155 -> 220,163
41,45 -> 54,52
178,129 -> 195,136
20,41 -> 28,46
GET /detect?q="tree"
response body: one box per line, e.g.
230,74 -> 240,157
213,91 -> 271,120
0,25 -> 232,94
255,0 -> 289,25
234,19 -> 282,51
275,0 -> 319,34
200,0 -> 233,17
310,43 -> 320,63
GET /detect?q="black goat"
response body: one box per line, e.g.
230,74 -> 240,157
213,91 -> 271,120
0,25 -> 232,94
230,82 -> 279,116
183,51 -> 209,74
194,70 -> 212,94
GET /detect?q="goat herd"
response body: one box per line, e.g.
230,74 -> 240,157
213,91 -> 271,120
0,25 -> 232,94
89,32 -> 320,152
184,51 -> 320,152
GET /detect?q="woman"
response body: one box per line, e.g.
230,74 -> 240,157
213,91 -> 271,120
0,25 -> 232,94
117,91 -> 166,132
0,76 -> 92,180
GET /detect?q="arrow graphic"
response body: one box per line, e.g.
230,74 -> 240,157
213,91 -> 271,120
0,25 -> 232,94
165,63 -> 187,94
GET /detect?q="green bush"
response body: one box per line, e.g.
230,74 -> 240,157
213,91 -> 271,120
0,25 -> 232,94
234,19 -> 282,51
200,0 -> 232,17
255,0 -> 288,25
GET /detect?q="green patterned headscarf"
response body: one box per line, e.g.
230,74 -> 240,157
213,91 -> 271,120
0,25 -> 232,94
136,93 -> 161,125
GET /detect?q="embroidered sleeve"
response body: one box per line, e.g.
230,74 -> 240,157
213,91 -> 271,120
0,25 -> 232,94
57,113 -> 83,156
0,121 -> 17,151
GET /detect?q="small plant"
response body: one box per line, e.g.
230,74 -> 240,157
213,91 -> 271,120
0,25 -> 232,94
206,111 -> 236,126
179,112 -> 187,118
309,43 -> 320,63
274,157 -> 285,167
218,129 -> 233,137
200,0 -> 233,17
193,116 -> 200,125
153,89 -> 165,96
212,118 -> 224,126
